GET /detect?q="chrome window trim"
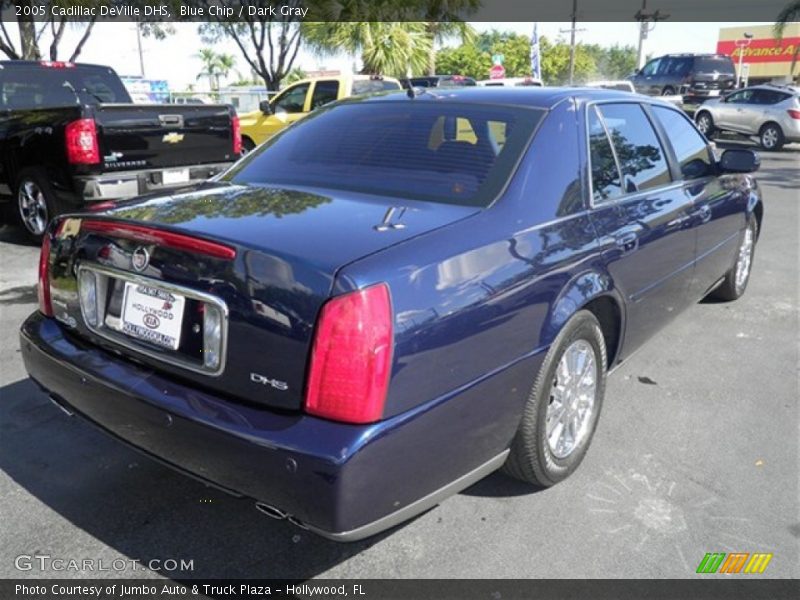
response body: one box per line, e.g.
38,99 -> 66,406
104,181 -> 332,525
76,263 -> 230,377
584,98 -> 681,211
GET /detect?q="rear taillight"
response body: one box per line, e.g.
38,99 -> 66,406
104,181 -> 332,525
80,220 -> 236,260
37,223 -> 63,316
65,118 -> 100,165
787,109 -> 800,120
305,283 -> 393,424
232,115 -> 242,155
40,61 -> 74,68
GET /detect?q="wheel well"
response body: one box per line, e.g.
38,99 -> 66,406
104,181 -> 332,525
759,121 -> 782,135
695,109 -> 711,122
583,296 -> 622,369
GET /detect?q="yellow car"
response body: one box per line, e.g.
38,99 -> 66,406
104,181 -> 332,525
239,74 -> 402,150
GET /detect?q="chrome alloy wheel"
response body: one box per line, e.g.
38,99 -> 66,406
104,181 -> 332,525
18,180 -> 48,236
761,126 -> 779,149
696,114 -> 712,135
546,339 -> 598,459
735,223 -> 755,292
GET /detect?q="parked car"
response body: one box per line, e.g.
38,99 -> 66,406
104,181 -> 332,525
585,80 -> 635,92
477,77 -> 543,87
20,88 -> 762,542
695,84 -> 800,150
399,75 -> 477,89
0,61 -> 240,240
238,74 -> 401,151
630,53 -> 736,102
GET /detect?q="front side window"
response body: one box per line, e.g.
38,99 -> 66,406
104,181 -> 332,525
226,101 -> 544,207
596,103 -> 671,193
310,80 -> 339,110
652,106 -> 713,180
641,58 -> 661,76
273,83 -> 310,113
588,106 -> 622,203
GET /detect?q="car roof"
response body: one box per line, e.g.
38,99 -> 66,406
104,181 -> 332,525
343,86 -> 665,111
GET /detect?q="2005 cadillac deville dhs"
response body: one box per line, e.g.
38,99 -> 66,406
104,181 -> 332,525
20,88 -> 762,541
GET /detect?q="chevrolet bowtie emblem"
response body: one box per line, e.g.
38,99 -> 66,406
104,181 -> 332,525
162,132 -> 184,144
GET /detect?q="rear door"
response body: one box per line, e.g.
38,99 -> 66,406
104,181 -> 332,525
586,101 -> 696,357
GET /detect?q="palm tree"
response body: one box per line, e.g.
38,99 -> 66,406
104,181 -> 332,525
774,1 -> 800,78
216,53 -> 237,90
419,0 -> 481,75
303,22 -> 432,77
196,48 -> 222,91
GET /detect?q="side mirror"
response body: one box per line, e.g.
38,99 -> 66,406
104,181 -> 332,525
259,99 -> 273,115
719,148 -> 760,173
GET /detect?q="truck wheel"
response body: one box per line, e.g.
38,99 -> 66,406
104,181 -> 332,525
242,136 -> 256,154
759,123 -> 784,151
710,214 -> 758,301
695,112 -> 716,138
15,169 -> 64,242
503,310 -> 607,487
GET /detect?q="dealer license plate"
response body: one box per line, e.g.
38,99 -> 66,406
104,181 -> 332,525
163,168 -> 190,185
121,282 -> 185,350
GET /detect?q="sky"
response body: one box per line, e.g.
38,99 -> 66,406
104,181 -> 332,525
8,21 -> 771,89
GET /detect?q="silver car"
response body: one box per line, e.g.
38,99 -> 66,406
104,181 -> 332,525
695,85 -> 800,150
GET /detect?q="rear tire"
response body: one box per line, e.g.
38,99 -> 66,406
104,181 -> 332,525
696,111 -> 716,138
503,310 -> 607,487
710,214 -> 758,301
759,123 -> 784,151
661,86 -> 675,96
15,168 -> 66,243
242,136 -> 257,154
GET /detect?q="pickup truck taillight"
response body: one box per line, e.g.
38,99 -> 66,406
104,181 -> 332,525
232,115 -> 242,155
65,118 -> 100,165
305,283 -> 393,424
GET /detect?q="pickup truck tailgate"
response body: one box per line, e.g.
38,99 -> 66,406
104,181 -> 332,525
94,104 -> 238,170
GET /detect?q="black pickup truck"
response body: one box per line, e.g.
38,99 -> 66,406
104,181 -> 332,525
0,61 -> 240,239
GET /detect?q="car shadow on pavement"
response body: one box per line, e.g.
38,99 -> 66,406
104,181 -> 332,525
0,378 -> 391,579
0,223 -> 38,247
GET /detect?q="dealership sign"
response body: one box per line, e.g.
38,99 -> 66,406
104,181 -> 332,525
716,37 -> 800,63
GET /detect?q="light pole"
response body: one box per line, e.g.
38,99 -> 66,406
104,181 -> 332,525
735,32 -> 753,88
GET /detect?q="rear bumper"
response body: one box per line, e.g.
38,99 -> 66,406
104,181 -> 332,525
19,313 -> 534,541
75,162 -> 232,201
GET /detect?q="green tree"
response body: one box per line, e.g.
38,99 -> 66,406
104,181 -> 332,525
304,22 -> 432,77
435,43 -> 491,79
196,48 -> 222,91
417,0 -> 480,75
774,1 -> 800,77
584,44 -> 638,80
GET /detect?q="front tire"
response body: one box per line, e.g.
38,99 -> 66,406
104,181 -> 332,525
710,214 -> 758,301
15,168 -> 65,242
696,112 -> 715,138
503,310 -> 607,487
759,123 -> 784,151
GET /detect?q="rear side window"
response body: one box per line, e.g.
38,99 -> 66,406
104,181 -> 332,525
652,106 -> 713,180
226,101 -> 544,207
596,103 -> 671,193
310,80 -> 339,110
0,65 -> 130,108
753,90 -> 791,105
588,106 -> 622,203
352,79 -> 401,95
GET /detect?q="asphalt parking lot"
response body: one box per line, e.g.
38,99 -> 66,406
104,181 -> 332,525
0,143 -> 797,581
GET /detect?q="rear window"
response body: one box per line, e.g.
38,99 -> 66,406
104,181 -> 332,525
352,79 -> 401,95
225,101 -> 544,206
0,64 -> 130,109
695,57 -> 735,75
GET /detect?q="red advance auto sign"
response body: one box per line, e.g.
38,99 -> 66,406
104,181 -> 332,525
717,37 -> 800,63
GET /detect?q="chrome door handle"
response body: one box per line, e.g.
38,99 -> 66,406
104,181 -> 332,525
615,232 -> 639,253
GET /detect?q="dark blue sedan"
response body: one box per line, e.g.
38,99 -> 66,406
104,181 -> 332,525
19,88 -> 762,541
